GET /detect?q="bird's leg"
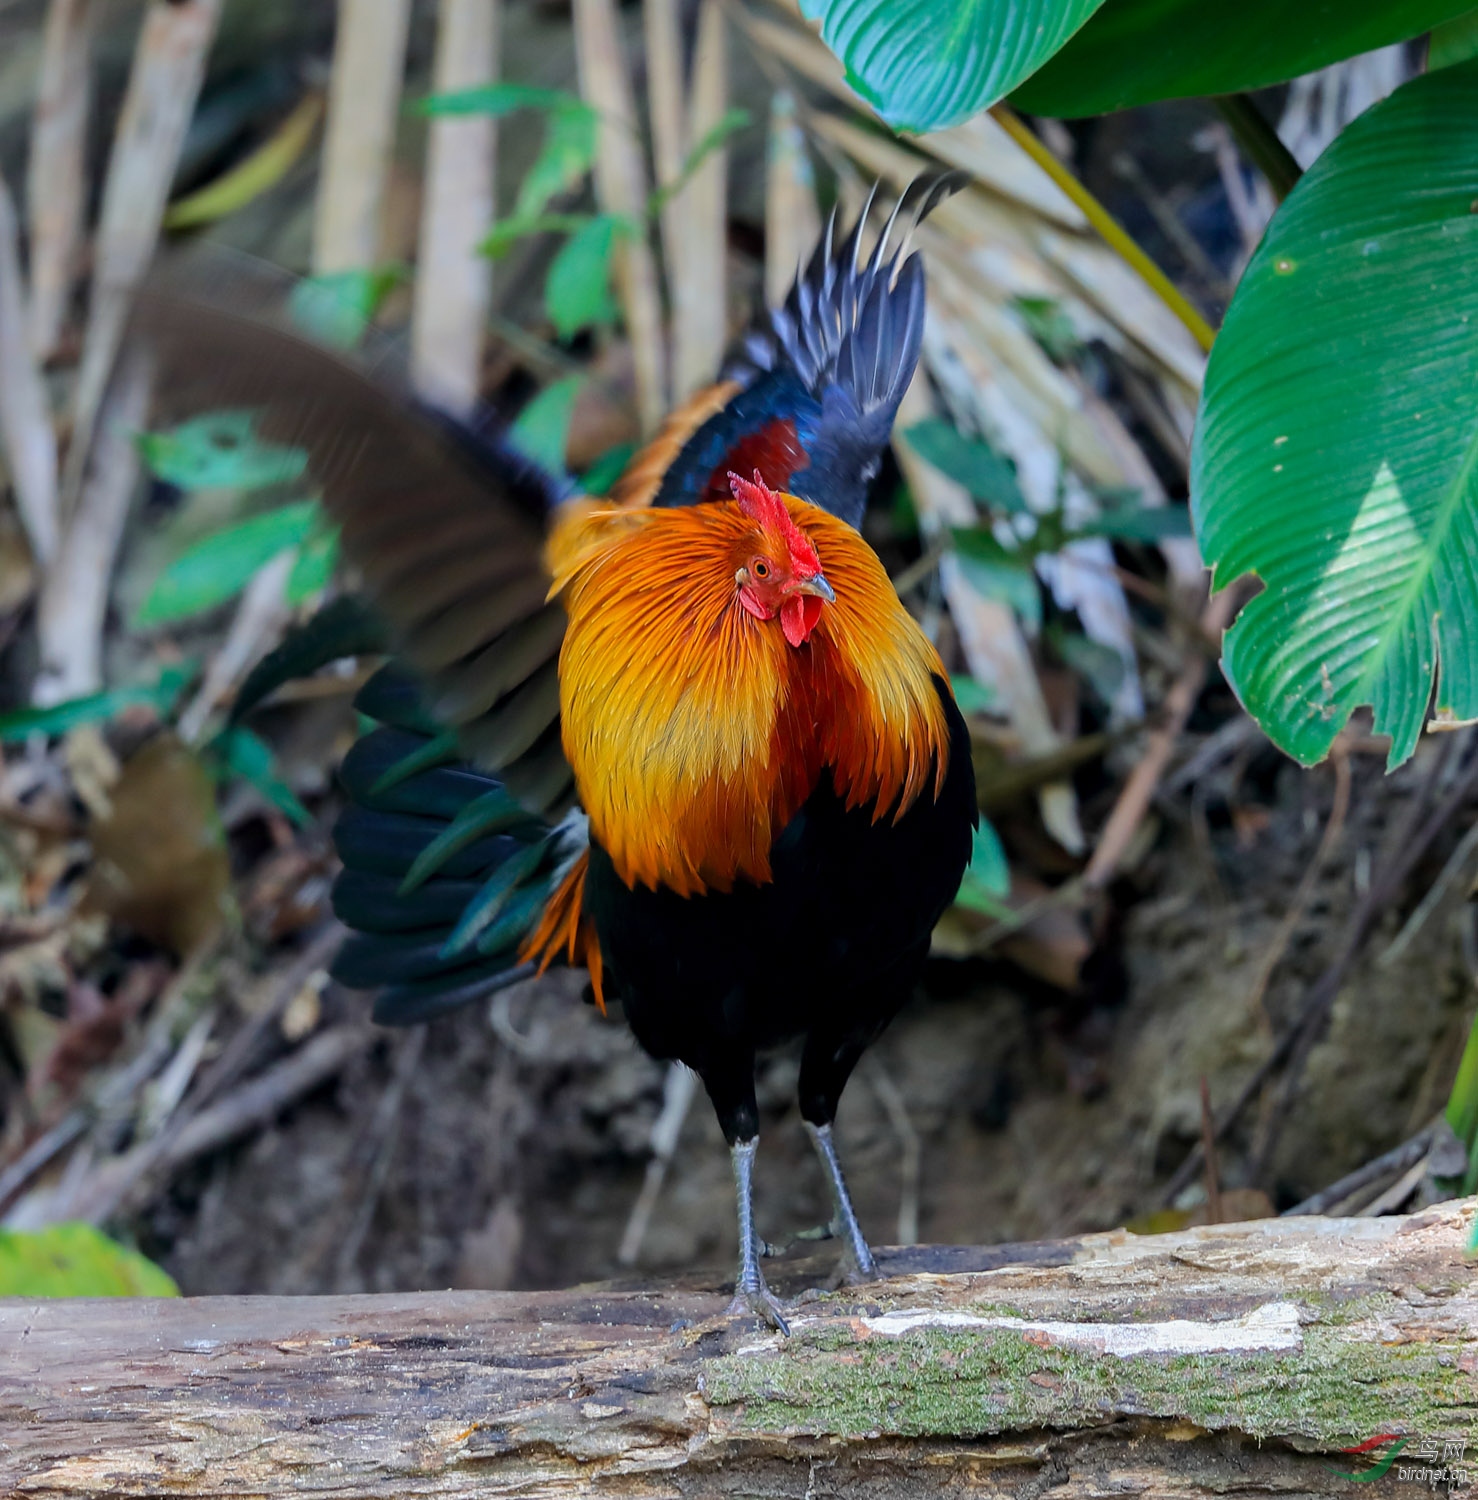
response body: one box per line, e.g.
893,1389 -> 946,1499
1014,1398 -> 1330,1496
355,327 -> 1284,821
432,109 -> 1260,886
805,1120 -> 877,1280
726,1137 -> 790,1334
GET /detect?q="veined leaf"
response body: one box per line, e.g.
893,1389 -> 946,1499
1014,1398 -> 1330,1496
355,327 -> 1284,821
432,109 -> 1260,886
0,664 -> 194,741
547,214 -> 622,338
509,376 -> 584,476
1430,8 -> 1478,68
137,411 -> 308,492
0,1223 -> 178,1297
1016,0 -> 1473,116
1191,61 -> 1478,769
800,0 -> 1107,131
137,502 -> 320,626
955,819 -> 1011,916
288,266 -> 407,349
904,418 -> 1027,514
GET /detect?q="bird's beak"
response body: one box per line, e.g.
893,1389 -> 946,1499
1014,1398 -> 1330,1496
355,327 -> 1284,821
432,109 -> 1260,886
792,573 -> 836,603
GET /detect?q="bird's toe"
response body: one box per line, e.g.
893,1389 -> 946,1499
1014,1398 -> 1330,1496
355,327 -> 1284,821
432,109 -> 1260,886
725,1283 -> 791,1336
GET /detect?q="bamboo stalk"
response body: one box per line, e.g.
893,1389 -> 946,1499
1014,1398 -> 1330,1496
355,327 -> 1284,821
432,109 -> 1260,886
572,0 -> 669,433
643,0 -> 687,303
312,0 -> 413,275
411,0 -> 500,414
675,0 -> 728,395
764,90 -> 820,306
60,0 -> 223,518
25,0 -> 94,363
0,170 -> 59,569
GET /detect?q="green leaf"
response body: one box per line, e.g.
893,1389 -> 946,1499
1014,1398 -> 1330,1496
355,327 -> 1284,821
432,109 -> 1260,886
955,819 -> 1011,916
1016,0 -> 1473,116
1191,61 -> 1478,770
211,725 -> 311,826
803,0 -> 1107,131
137,502 -> 321,627
950,672 -> 996,714
0,1222 -> 178,1297
953,528 -> 1041,629
1014,296 -> 1082,362
1430,8 -> 1478,68
547,214 -> 622,338
285,526 -> 340,605
649,107 -> 751,216
418,82 -> 577,117
230,595 -> 389,724
480,211 -> 590,261
1048,622 -> 1126,706
582,441 -> 636,496
0,664 -> 194,742
513,101 -> 599,223
904,419 -> 1027,513
1075,502 -> 1191,542
137,411 -> 308,492
509,376 -> 584,476
288,266 -> 407,349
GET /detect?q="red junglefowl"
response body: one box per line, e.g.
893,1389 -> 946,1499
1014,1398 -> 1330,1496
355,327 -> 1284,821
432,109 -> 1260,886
139,175 -> 976,1330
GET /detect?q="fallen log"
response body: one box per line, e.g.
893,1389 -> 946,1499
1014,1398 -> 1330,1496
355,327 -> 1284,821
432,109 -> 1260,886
3,1202 -> 1476,1497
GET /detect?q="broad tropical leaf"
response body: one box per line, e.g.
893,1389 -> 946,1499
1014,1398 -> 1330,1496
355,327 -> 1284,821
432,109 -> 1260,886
1192,61 -> 1478,769
509,376 -> 583,476
1015,0 -> 1474,116
800,0 -> 1107,131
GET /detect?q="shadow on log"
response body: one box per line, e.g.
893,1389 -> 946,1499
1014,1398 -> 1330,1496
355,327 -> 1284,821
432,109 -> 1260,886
3,1202 -> 1476,1496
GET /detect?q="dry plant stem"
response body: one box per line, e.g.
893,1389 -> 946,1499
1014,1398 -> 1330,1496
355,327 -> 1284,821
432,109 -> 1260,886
618,1060 -> 698,1266
643,0 -> 687,310
4,1204 -> 1474,1496
675,0 -> 729,398
1242,744 -> 1351,1028
61,0 -> 222,515
411,0 -> 499,414
1198,1076 -> 1223,1223
33,351 -> 148,706
26,0 -> 94,363
176,550 -> 295,744
573,0 -> 669,433
865,1057 -> 921,1246
312,0 -> 413,275
988,104 -> 1216,354
764,91 -> 821,306
1284,1126 -> 1436,1216
0,171 -> 58,568
1084,584 -> 1237,889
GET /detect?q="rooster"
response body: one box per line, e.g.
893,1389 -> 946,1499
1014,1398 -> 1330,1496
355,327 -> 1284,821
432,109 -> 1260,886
141,176 -> 976,1329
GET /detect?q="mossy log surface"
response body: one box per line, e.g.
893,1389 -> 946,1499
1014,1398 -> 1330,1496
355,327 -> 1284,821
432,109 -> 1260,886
3,1202 -> 1476,1497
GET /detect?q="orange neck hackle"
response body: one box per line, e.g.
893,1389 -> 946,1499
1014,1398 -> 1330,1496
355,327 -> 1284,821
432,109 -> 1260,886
544,490 -> 955,897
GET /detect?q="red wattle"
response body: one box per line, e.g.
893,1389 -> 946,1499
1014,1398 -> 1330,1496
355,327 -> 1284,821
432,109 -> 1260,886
781,594 -> 822,647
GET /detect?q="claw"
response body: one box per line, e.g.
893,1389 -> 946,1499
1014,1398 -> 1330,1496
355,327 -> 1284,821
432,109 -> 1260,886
725,1284 -> 791,1336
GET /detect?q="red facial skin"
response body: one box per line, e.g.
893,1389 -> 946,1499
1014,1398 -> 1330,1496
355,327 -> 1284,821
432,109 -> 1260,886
728,471 -> 833,647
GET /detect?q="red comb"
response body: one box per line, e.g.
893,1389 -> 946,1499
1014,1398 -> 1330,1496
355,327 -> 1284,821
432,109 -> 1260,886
729,470 -> 821,574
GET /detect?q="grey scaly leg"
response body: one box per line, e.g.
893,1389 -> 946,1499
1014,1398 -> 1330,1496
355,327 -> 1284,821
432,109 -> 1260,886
724,1138 -> 790,1335
805,1121 -> 878,1280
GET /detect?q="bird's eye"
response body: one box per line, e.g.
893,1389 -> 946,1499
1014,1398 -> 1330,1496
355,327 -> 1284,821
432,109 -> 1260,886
752,559 -> 771,580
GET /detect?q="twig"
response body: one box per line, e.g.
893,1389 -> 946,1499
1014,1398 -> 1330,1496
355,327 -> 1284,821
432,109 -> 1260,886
312,0 -> 412,274
643,0 -> 687,323
865,1058 -> 921,1246
0,169 -> 59,568
1214,95 -> 1302,203
764,90 -> 821,307
61,0 -> 223,515
33,348 -> 149,705
573,0 -> 669,433
1198,1077 -> 1223,1224
1379,816 -> 1478,968
26,0 -> 95,363
411,0 -> 499,414
1282,1126 -> 1435,1217
176,550 -> 295,744
1242,744 -> 1351,1027
335,1028 -> 425,1281
618,1060 -> 697,1266
1084,585 -> 1237,889
987,104 -> 1216,354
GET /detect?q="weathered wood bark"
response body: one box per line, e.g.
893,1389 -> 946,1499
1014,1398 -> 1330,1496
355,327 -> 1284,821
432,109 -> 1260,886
3,1203 -> 1475,1496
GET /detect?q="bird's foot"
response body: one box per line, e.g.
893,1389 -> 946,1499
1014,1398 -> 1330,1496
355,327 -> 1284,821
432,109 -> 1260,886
724,1277 -> 791,1336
